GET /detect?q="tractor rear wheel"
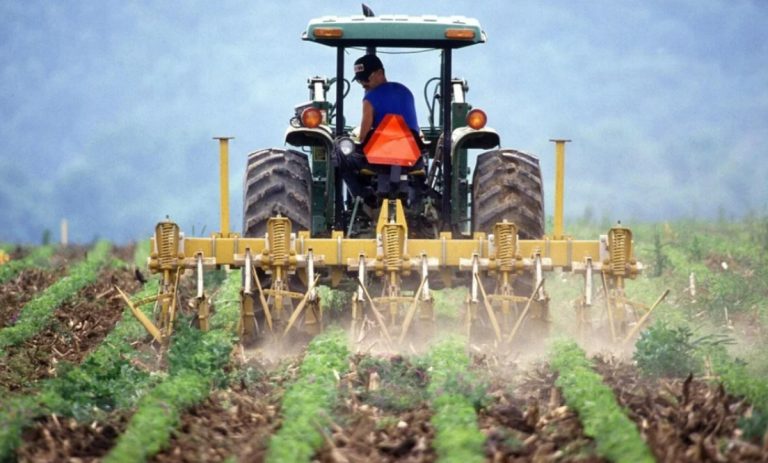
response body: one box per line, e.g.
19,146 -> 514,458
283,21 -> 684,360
242,148 -> 312,237
471,149 -> 548,343
242,148 -> 313,340
472,149 -> 544,238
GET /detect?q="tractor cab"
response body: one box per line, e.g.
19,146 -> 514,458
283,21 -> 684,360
284,10 -> 501,237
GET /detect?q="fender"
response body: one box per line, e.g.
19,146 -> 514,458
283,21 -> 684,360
285,125 -> 334,149
450,126 -> 500,157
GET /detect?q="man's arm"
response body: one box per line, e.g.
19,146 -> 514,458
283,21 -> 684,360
359,100 -> 374,144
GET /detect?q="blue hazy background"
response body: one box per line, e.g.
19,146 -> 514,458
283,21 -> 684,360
1,0 -> 766,244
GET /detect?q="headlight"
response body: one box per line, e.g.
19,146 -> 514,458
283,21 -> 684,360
338,137 -> 356,156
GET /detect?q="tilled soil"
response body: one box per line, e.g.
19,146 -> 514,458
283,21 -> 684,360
0,244 -> 101,329
317,353 -> 436,463
0,266 -> 142,393
593,356 -> 767,463
16,411 -> 131,463
480,363 -> 605,462
10,350 -> 768,463
150,386 -> 280,463
0,267 -> 67,328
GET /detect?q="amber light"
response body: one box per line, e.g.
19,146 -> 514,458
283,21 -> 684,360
466,109 -> 487,129
313,28 -> 343,38
301,107 -> 323,128
445,29 -> 476,40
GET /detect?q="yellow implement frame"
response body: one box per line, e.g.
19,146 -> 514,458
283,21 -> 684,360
127,138 -> 651,345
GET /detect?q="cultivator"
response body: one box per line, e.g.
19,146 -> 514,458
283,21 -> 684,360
123,138 -> 647,347
121,10 -> 654,347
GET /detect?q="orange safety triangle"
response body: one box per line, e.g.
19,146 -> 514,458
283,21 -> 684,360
363,114 -> 421,167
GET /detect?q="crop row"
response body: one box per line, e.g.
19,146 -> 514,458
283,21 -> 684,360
266,329 -> 350,462
0,245 -> 54,284
104,269 -> 241,463
424,337 -> 486,463
0,276 -> 160,461
550,340 -> 654,463
0,241 -> 111,350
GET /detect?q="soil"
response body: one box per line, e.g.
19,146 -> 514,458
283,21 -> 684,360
0,267 -> 67,329
5,251 -> 767,462
0,266 -> 142,393
593,356 -> 767,462
16,411 -> 131,463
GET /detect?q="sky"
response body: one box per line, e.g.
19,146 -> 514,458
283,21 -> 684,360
1,0 -> 767,244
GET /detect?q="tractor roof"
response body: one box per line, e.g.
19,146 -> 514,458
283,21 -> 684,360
303,15 -> 486,48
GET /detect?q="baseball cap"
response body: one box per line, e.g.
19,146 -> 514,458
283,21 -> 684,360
353,54 -> 383,81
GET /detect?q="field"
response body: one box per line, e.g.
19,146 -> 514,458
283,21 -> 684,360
1,219 -> 767,462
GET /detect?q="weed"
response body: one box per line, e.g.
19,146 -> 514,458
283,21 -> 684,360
634,321 -> 734,378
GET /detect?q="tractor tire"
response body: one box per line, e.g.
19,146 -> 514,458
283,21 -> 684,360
471,149 -> 548,344
241,148 -> 313,342
242,148 -> 312,237
472,149 -> 544,238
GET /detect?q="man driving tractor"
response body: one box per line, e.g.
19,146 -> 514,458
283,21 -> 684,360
337,54 -> 424,209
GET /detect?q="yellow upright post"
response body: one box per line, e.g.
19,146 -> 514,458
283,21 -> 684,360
214,137 -> 234,237
549,139 -> 571,239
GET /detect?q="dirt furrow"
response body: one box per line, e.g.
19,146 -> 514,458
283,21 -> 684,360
0,268 -> 67,329
0,266 -> 142,393
16,411 -> 132,462
479,362 -> 605,462
593,357 -> 766,462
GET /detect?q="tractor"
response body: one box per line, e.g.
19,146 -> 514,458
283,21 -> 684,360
121,7 -> 650,349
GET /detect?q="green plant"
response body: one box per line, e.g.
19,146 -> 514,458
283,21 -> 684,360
634,321 -> 733,378
0,241 -> 111,349
357,355 -> 428,412
0,245 -> 54,284
551,340 -> 654,463
709,352 -> 768,443
0,277 -> 161,462
423,337 -> 486,463
104,270 -> 242,463
266,329 -> 349,463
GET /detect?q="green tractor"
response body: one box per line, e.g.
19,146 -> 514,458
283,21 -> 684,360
240,9 -> 549,340
126,7 -> 645,348
243,10 -> 544,243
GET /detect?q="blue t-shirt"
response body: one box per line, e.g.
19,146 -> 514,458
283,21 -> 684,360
364,82 -> 419,133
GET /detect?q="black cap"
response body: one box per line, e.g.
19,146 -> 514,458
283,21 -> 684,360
353,54 -> 383,81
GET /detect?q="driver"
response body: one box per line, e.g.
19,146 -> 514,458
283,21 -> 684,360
353,54 -> 419,144
336,54 -> 420,207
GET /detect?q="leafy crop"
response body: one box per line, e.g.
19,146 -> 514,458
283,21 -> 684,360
551,340 -> 654,463
0,241 -> 111,350
266,329 -> 350,463
104,269 -> 241,463
0,276 -> 161,462
0,245 -> 54,284
423,337 -> 486,463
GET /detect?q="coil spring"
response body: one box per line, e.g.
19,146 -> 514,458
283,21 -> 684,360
268,219 -> 289,266
494,222 -> 517,271
156,222 -> 179,269
382,224 -> 403,271
610,229 -> 628,276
